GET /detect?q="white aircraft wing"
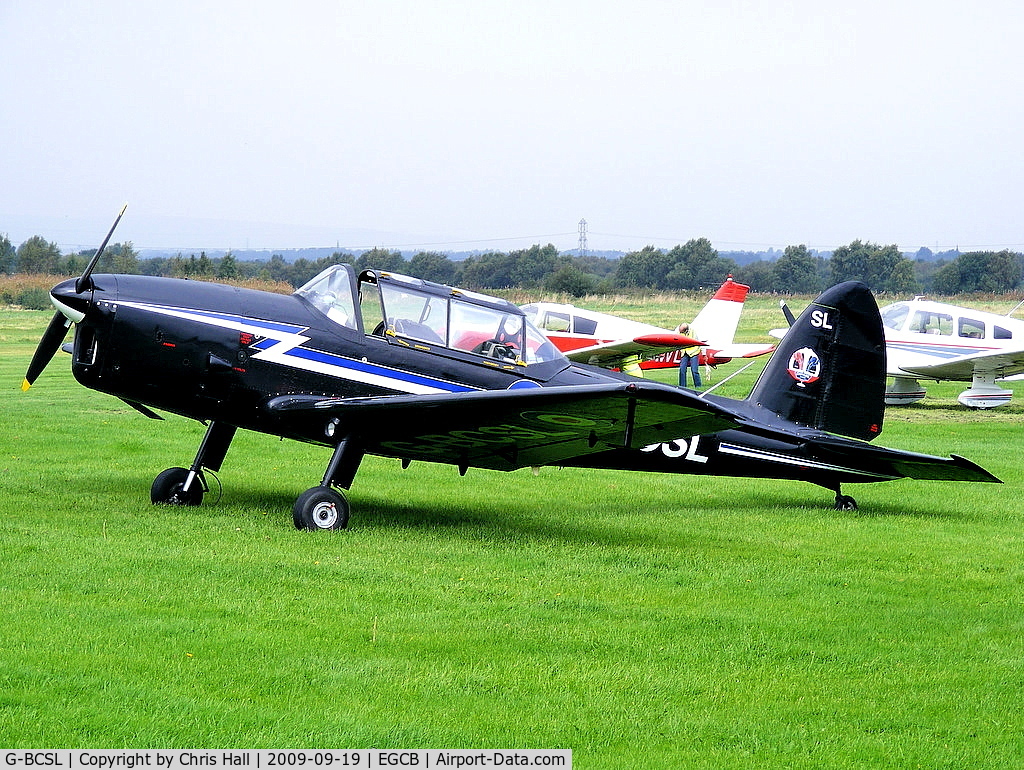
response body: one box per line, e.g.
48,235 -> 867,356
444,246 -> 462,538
898,346 -> 1024,381
565,333 -> 704,368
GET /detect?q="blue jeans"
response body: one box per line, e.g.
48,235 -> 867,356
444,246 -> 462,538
679,353 -> 701,388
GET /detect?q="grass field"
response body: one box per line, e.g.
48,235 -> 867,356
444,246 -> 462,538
2,299 -> 1023,767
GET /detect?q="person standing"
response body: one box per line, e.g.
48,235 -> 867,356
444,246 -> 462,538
677,322 -> 702,389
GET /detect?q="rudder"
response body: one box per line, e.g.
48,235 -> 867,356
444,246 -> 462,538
747,281 -> 885,441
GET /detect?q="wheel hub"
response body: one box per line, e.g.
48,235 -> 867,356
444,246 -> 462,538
312,501 -> 339,528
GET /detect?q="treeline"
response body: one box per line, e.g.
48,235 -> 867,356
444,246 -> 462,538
3,231 -> 1022,297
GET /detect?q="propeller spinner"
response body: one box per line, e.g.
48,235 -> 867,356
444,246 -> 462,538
22,203 -> 127,391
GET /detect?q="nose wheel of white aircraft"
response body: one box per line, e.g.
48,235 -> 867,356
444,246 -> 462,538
151,467 -> 206,506
293,487 -> 350,530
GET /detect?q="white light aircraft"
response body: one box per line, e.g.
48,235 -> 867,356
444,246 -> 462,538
521,276 -> 774,376
878,297 -> 1024,408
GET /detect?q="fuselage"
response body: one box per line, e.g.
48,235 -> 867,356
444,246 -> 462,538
521,302 -> 735,369
54,269 -> 619,447
881,298 -> 1023,376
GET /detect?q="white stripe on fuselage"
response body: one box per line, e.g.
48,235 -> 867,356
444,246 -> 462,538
116,301 -> 478,395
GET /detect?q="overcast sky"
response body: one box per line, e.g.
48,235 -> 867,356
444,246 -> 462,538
2,0 -> 1022,254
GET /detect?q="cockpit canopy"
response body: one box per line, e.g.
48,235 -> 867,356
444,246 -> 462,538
295,265 -> 565,366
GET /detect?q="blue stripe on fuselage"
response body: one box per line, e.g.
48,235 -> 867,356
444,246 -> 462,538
887,340 -> 994,360
286,345 -> 477,393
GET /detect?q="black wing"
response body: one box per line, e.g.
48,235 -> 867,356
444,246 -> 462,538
267,381 -> 742,471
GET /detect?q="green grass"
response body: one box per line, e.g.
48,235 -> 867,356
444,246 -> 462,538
2,305 -> 1024,767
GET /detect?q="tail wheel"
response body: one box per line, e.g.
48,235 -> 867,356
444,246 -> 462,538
151,467 -> 205,506
834,494 -> 858,511
294,487 -> 350,530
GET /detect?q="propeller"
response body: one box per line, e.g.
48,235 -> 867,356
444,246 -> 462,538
22,203 -> 127,391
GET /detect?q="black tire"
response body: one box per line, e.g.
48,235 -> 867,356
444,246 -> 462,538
151,467 -> 205,506
293,487 -> 350,530
834,494 -> 858,511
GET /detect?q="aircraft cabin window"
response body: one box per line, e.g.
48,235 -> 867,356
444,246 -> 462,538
880,303 -> 910,331
959,318 -> 986,339
358,279 -> 386,335
994,326 -> 1013,340
379,283 -> 448,344
295,265 -> 358,329
911,310 -> 952,336
541,311 -> 571,332
352,276 -> 564,366
450,300 -> 524,363
572,317 -> 598,336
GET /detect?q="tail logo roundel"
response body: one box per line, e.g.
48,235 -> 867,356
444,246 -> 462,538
787,347 -> 821,386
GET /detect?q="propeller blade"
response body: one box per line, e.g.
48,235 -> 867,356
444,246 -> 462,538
22,311 -> 73,390
75,202 -> 128,294
24,204 -> 127,390
780,299 -> 796,327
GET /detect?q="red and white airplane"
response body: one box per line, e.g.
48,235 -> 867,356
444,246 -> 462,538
520,277 -> 774,376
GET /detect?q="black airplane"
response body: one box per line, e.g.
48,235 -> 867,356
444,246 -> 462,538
23,214 -> 1000,529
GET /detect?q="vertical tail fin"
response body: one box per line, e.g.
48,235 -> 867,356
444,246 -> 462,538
690,275 -> 749,349
747,281 -> 886,441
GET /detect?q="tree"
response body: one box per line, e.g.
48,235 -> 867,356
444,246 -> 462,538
460,251 -> 516,289
217,252 -> 239,279
830,240 -> 918,294
663,238 -> 737,290
885,258 -> 918,294
195,252 -> 214,277
357,248 -> 405,273
408,251 -> 457,285
829,240 -> 871,285
932,250 -> 1022,294
109,242 -> 139,274
771,245 -> 823,293
0,234 -> 15,274
16,236 -> 62,273
735,260 -> 776,292
545,262 -> 598,297
510,243 -> 559,288
931,260 -> 961,295
265,254 -> 290,282
615,245 -> 672,288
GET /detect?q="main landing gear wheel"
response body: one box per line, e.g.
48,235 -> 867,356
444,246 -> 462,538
151,467 -> 205,506
294,486 -> 350,531
834,494 -> 858,511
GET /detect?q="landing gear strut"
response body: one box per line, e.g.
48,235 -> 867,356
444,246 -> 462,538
151,421 -> 236,507
293,435 -> 364,531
